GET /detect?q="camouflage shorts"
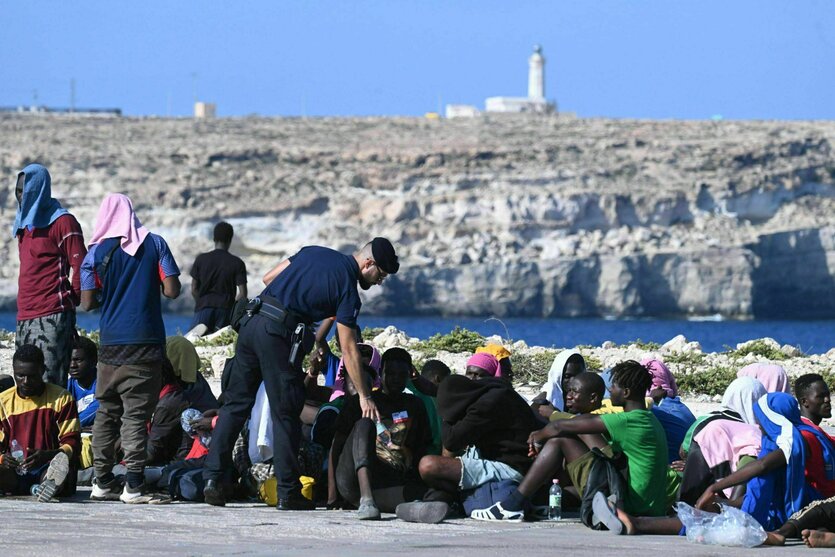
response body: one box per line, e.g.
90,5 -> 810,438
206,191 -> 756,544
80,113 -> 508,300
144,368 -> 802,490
16,310 -> 76,386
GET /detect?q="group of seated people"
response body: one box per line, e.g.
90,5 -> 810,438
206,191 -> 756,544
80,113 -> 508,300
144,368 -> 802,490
2,331 -> 835,548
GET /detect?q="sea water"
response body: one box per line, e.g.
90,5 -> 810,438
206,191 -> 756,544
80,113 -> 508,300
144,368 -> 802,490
0,312 -> 831,354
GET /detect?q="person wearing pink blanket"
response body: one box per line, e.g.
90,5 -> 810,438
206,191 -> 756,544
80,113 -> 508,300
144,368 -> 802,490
80,193 -> 181,504
737,363 -> 790,394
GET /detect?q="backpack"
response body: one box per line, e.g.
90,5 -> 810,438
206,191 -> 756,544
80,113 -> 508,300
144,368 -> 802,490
462,479 -> 520,516
580,447 -> 628,530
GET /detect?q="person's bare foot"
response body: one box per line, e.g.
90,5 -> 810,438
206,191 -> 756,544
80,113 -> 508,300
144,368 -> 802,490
615,508 -> 636,535
803,529 -> 835,548
764,531 -> 785,546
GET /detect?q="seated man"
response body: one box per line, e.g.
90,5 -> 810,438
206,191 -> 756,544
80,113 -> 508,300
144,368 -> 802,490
421,360 -> 451,387
331,354 -> 431,520
472,360 -> 668,522
766,496 -> 835,547
387,348 -> 442,456
0,345 -> 80,501
795,373 -> 835,498
409,374 -> 542,519
67,336 -> 99,473
67,336 -> 99,430
551,371 -> 606,419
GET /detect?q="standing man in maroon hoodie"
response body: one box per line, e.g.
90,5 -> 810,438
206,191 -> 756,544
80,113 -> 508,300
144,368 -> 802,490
13,164 -> 86,386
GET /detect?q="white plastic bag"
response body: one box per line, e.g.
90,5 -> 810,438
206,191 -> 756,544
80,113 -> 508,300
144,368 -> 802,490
675,502 -> 766,548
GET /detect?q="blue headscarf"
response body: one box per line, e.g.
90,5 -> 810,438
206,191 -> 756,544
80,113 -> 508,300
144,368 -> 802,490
741,392 -> 826,530
12,164 -> 68,237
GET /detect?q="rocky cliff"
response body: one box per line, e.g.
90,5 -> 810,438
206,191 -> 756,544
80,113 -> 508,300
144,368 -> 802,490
1,113 -> 834,318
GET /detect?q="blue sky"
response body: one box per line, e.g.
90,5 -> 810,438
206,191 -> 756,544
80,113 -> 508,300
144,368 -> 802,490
1,1 -> 833,119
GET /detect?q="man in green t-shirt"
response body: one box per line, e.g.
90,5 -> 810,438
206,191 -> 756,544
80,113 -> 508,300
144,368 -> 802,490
471,361 -> 668,522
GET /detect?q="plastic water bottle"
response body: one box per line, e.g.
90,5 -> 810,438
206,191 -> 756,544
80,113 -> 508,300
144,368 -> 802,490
10,439 -> 25,475
375,421 -> 393,447
548,479 -> 562,520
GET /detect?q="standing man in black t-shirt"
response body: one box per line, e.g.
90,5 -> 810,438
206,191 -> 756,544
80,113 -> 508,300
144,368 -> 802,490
203,237 -> 400,510
188,222 -> 247,335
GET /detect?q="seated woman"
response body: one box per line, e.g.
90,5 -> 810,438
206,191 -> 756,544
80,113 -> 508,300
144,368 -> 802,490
532,349 -> 585,419
737,362 -> 790,394
596,392 -> 835,536
643,358 -> 696,464
475,343 -> 513,383
679,377 -> 766,460
146,358 -> 192,466
166,336 -> 218,413
464,353 -> 509,383
331,355 -> 431,520
678,419 -> 761,505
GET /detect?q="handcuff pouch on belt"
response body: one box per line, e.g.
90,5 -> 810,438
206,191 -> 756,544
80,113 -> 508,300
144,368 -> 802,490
234,296 -> 313,369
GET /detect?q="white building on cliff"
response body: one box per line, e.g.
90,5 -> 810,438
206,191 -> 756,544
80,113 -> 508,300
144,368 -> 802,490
445,45 -> 555,117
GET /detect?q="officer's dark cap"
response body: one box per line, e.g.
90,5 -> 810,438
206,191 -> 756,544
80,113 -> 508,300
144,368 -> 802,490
371,237 -> 399,274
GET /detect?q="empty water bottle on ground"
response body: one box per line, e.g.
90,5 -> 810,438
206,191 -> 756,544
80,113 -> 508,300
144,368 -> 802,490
548,479 -> 562,520
10,439 -> 25,475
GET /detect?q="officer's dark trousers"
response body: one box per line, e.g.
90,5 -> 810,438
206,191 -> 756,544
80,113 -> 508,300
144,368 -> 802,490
204,314 -> 305,500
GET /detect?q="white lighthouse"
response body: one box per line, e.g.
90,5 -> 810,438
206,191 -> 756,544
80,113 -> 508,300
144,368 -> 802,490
483,45 -> 554,114
528,44 -> 545,100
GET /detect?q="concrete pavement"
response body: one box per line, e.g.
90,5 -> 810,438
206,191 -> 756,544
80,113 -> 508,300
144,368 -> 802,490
0,490 -> 810,556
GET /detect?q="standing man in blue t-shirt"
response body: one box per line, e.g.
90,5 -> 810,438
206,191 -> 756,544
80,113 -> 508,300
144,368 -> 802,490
79,193 -> 181,504
203,237 -> 399,509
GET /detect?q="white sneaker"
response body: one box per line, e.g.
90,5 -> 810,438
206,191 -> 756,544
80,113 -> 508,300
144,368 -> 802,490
470,501 -> 524,522
90,477 -> 124,501
120,484 -> 171,505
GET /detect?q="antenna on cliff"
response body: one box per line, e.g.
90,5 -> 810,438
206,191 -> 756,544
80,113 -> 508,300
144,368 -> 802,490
191,72 -> 198,104
484,316 -> 512,343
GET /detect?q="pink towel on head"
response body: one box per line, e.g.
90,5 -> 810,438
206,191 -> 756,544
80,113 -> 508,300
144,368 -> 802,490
88,193 -> 149,256
738,363 -> 790,394
466,353 -> 502,378
641,358 -> 678,398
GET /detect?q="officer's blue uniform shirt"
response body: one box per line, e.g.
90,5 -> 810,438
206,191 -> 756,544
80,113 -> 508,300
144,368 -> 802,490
262,246 -> 362,327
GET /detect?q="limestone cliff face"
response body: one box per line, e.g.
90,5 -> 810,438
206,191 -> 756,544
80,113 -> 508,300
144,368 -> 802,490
1,114 -> 834,318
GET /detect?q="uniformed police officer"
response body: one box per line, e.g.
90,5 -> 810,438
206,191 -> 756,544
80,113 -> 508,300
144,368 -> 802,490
203,237 -> 399,509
